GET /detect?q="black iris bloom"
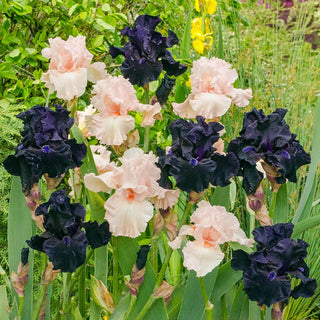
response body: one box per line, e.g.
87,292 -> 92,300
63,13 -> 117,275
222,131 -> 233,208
231,223 -> 317,307
27,190 -> 111,272
157,116 -> 239,193
227,108 -> 311,195
109,14 -> 187,87
3,105 -> 87,194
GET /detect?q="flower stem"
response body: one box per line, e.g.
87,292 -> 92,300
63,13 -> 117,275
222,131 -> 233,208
32,283 -> 48,320
143,85 -> 150,152
199,277 -> 213,320
113,237 -> 119,303
123,295 -> 137,320
18,296 -> 24,320
150,237 -> 158,275
135,199 -> 192,320
69,248 -> 93,291
61,272 -> 72,319
249,211 -> 256,238
45,90 -> 50,108
32,253 -> 48,320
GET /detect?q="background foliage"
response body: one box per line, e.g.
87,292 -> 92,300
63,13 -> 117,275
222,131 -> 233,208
1,0 -> 320,318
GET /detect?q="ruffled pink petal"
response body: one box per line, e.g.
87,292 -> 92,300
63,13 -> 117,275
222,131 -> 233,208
190,201 -> 252,246
40,71 -> 55,94
42,36 -> 93,72
104,191 -> 154,238
228,88 -> 253,107
91,76 -> 140,115
87,62 -> 108,83
168,225 -> 194,250
182,241 -> 224,277
172,94 -> 198,119
153,188 -> 180,210
75,105 -> 96,137
86,113 -> 135,146
191,57 -> 238,95
90,145 -> 116,174
189,92 -> 232,118
138,102 -> 162,127
43,68 -> 88,100
84,172 -> 115,193
231,229 -> 254,247
114,148 -> 161,197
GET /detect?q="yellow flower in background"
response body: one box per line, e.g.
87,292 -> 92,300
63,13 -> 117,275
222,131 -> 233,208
195,0 -> 217,14
191,17 -> 210,37
191,17 -> 213,54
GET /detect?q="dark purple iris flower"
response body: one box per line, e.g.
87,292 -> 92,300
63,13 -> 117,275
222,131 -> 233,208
227,108 -> 310,195
109,14 -> 187,87
27,190 -> 111,272
231,223 -> 317,307
157,116 -> 239,193
3,105 -> 87,194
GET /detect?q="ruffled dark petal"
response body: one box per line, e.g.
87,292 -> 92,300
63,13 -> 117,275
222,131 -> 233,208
231,250 -> 251,271
156,148 -> 173,189
210,152 -> 239,187
266,142 -> 311,184
134,14 -> 161,31
43,231 -> 88,272
36,190 -> 85,238
166,30 -> 179,47
65,139 -> 87,168
170,119 -> 194,159
155,74 -> 175,105
252,223 -> 294,251
230,108 -> 310,194
233,223 -> 316,306
136,245 -> 150,270
18,105 -> 73,148
26,232 -> 53,252
188,117 -> 223,159
243,266 -> 291,307
241,162 -> 264,195
83,221 -> 111,249
111,14 -> 187,86
161,50 -> 188,77
3,154 -> 36,193
109,45 -> 126,58
291,278 -> 317,299
169,156 -> 216,193
121,48 -> 163,86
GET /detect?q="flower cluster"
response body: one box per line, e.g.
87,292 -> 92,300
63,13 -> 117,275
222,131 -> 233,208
27,190 -> 111,272
4,105 -> 87,194
85,148 -> 179,238
169,201 -> 253,277
109,14 -> 187,87
157,116 -> 239,193
173,57 -> 252,119
227,108 -> 311,194
41,35 -> 107,100
84,74 -> 161,146
231,223 -> 317,306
